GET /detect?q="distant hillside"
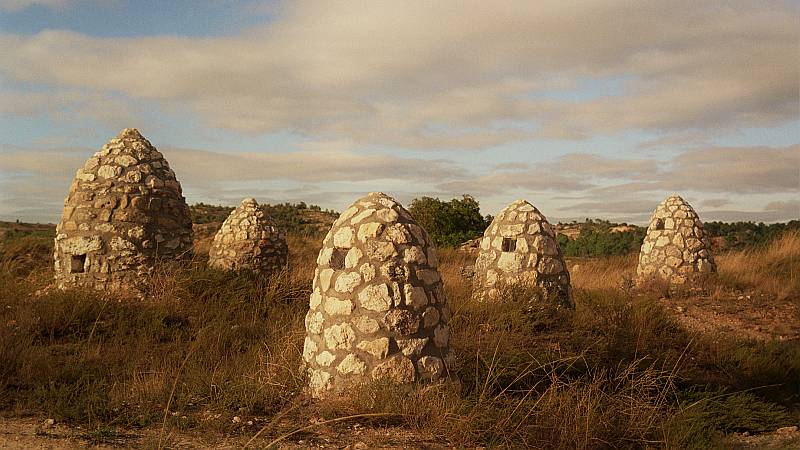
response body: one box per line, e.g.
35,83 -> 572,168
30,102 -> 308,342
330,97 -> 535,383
0,221 -> 54,241
555,219 -> 642,239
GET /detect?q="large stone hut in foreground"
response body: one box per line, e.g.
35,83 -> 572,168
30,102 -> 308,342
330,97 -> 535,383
53,128 -> 193,292
303,192 -> 451,398
472,199 -> 573,308
637,194 -> 715,285
208,198 -> 288,274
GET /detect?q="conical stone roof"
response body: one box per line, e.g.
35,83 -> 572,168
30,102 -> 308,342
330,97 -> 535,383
208,198 -> 288,274
53,128 -> 193,292
637,195 -> 715,284
473,199 -> 573,308
303,192 -> 451,398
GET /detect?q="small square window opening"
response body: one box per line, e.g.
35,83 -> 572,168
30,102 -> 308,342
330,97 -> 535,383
70,254 -> 86,273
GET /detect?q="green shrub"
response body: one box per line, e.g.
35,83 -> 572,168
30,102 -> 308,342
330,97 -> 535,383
557,229 -> 645,257
408,195 -> 490,247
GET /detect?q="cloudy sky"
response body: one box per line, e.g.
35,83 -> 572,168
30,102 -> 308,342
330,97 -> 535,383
1,0 -> 798,224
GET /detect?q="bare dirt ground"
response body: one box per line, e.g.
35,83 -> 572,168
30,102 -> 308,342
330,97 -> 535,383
4,416 -> 797,449
661,293 -> 799,342
0,416 -> 450,449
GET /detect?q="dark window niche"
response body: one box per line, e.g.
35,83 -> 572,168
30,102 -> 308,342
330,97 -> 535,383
330,248 -> 346,270
70,254 -> 86,273
654,219 -> 665,231
502,237 -> 516,252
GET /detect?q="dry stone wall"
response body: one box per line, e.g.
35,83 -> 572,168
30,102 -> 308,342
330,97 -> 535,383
303,192 -> 451,398
637,195 -> 715,284
473,199 -> 573,308
208,198 -> 288,274
54,128 -> 193,292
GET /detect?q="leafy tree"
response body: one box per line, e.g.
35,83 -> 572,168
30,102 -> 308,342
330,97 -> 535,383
408,195 -> 491,247
703,220 -> 800,249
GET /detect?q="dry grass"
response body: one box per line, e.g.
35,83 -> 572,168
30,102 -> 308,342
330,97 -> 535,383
0,231 -> 797,448
569,254 -> 638,292
568,231 -> 800,301
715,231 -> 800,300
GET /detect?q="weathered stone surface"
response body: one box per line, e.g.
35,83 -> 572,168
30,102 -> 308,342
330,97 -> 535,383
337,354 -> 367,375
371,355 -> 415,383
357,337 -> 390,359
473,199 -> 572,307
636,195 -> 716,285
54,128 -> 193,294
302,192 -> 450,398
207,198 -> 287,275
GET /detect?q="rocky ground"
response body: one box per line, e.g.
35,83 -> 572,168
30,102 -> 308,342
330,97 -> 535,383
661,293 -> 799,342
2,416 -> 797,449
0,416 -> 449,449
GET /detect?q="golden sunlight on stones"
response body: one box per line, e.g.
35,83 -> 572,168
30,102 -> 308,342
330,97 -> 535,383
53,128 -> 193,293
303,192 -> 451,398
636,195 -> 716,285
472,199 -> 573,308
208,198 -> 288,274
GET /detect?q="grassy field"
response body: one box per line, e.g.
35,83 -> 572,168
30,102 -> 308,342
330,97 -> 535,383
0,228 -> 798,448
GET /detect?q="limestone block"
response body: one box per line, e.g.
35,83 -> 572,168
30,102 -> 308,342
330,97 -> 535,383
396,337 -> 428,357
337,354 -> 367,375
372,355 -> 415,383
359,284 -> 393,311
324,323 -> 356,350
357,337 -> 390,359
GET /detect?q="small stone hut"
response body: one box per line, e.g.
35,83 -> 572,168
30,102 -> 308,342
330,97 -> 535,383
637,195 -> 715,284
303,192 -> 451,398
54,128 -> 193,292
208,198 -> 288,274
473,199 -> 572,308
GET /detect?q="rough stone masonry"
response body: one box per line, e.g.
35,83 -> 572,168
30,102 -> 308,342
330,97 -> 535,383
208,198 -> 288,274
303,192 -> 451,398
637,195 -> 716,285
472,199 -> 573,308
53,128 -> 193,293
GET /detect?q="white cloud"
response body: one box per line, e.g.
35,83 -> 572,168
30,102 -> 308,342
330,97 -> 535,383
1,1 -> 797,223
0,0 -> 67,11
660,145 -> 800,194
0,0 -> 796,149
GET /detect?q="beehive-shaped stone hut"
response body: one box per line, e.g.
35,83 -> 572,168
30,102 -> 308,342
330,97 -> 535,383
302,192 -> 450,398
208,198 -> 288,274
473,199 -> 572,308
637,195 -> 715,284
54,128 -> 193,292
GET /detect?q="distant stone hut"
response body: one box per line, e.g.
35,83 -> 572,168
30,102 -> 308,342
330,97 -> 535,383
303,192 -> 451,398
473,199 -> 573,308
637,195 -> 715,284
53,128 -> 193,292
208,198 -> 288,274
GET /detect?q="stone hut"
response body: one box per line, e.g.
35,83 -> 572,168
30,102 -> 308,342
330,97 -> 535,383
472,199 -> 572,308
54,128 -> 193,292
302,192 -> 451,398
636,195 -> 715,284
208,198 -> 288,274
